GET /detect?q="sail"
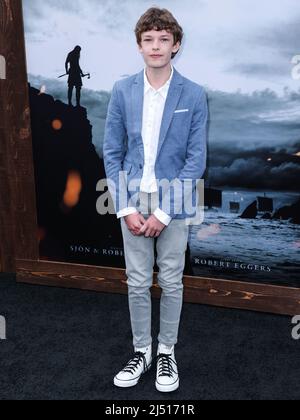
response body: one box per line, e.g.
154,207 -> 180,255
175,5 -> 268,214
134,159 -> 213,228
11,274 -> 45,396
230,202 -> 240,213
257,197 -> 273,212
205,188 -> 222,208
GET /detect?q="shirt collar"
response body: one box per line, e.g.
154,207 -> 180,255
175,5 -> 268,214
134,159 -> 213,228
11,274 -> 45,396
144,65 -> 174,99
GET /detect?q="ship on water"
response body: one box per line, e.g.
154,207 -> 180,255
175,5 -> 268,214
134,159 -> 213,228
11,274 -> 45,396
230,201 -> 240,214
204,187 -> 223,211
240,192 -> 274,219
257,194 -> 274,214
203,187 -> 274,217
229,192 -> 242,214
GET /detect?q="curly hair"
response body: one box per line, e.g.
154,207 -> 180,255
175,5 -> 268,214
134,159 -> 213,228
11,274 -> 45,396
135,7 -> 184,59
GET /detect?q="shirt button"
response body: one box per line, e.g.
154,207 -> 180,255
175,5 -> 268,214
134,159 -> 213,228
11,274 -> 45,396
139,164 -> 143,169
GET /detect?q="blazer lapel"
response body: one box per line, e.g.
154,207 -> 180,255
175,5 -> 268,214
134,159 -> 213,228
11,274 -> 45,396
131,70 -> 144,157
156,68 -> 184,158
131,67 -> 184,159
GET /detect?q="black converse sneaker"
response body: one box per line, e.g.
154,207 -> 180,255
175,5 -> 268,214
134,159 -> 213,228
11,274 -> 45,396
114,346 -> 152,388
156,344 -> 179,393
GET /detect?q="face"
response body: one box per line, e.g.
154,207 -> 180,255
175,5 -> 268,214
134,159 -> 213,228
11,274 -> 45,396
138,29 -> 180,68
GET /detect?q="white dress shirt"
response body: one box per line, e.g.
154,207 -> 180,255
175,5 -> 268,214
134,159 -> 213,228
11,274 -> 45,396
116,66 -> 174,226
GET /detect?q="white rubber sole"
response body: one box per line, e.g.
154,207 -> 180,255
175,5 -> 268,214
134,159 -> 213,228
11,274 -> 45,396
155,378 -> 179,393
113,362 -> 152,388
114,375 -> 140,388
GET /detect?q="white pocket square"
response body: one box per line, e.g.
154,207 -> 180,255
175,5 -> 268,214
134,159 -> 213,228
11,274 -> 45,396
174,109 -> 189,114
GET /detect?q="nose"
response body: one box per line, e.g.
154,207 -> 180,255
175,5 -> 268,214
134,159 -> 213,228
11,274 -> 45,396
152,41 -> 160,51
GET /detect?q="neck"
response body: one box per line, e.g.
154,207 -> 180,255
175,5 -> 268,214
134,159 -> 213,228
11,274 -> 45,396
145,63 -> 173,90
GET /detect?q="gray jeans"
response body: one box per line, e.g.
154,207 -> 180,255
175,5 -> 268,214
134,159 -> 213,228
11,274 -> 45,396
120,191 -> 190,348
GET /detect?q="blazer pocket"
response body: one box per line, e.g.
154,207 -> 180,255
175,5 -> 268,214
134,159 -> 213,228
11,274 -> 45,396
174,109 -> 189,114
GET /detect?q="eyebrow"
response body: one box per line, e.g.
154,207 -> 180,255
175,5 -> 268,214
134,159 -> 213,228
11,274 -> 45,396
143,35 -> 171,39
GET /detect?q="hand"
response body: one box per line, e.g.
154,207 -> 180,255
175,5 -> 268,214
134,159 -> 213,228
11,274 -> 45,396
138,214 -> 166,238
124,212 -> 147,236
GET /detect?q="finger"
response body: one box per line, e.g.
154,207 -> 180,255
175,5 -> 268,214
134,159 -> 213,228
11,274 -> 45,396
138,220 -> 145,229
135,224 -> 145,236
139,224 -> 148,234
147,229 -> 154,238
144,228 -> 151,238
146,228 -> 155,238
135,227 -> 144,236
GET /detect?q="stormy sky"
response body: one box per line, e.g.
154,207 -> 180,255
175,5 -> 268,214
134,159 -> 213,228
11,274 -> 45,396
23,0 -> 300,191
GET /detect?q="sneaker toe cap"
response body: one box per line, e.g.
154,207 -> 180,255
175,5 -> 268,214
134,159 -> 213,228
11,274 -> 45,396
156,375 -> 178,386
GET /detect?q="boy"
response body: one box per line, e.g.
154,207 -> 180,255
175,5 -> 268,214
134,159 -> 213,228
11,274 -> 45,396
103,7 -> 208,393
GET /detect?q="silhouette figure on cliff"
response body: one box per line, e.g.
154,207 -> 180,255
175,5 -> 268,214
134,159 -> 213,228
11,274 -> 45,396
65,46 -> 84,107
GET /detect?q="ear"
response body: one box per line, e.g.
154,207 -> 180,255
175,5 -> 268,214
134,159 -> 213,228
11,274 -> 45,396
172,41 -> 181,54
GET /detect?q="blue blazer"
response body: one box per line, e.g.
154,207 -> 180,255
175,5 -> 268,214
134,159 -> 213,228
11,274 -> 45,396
103,67 -> 208,220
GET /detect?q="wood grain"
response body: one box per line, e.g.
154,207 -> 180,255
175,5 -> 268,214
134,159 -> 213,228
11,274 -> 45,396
0,0 -> 15,272
0,0 -> 39,273
16,259 -> 300,315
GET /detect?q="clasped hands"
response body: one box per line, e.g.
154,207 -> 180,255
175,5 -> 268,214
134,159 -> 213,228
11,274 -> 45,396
124,212 -> 166,238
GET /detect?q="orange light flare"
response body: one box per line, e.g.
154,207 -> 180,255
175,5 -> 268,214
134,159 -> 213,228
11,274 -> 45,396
52,119 -> 63,131
61,171 -> 83,212
294,152 -> 300,157
267,158 -> 272,162
197,224 -> 221,240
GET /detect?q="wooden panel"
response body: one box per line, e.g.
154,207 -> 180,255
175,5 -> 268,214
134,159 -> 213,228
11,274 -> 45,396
16,259 -> 300,316
0,115 -> 14,272
0,0 -> 39,273
0,1 -> 15,272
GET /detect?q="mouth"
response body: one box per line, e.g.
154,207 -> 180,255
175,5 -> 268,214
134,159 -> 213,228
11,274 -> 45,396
150,55 -> 163,58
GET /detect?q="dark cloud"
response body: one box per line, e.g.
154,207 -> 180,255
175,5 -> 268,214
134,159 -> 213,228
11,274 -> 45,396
206,87 -> 300,190
210,158 -> 300,191
209,142 -> 300,167
207,88 -> 300,145
207,144 -> 300,190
